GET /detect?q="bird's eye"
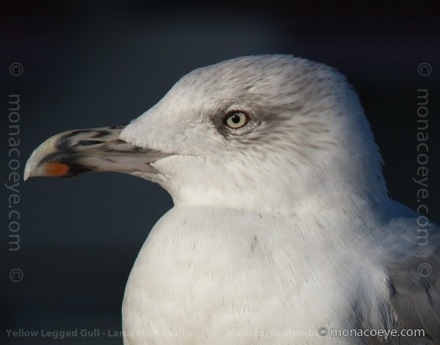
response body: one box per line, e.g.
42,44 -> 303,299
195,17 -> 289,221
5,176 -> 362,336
223,111 -> 251,129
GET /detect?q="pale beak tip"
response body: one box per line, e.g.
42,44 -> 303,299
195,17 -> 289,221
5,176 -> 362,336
23,136 -> 59,181
23,154 -> 41,181
23,166 -> 30,181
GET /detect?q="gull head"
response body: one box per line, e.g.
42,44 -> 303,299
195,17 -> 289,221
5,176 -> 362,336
25,55 -> 387,212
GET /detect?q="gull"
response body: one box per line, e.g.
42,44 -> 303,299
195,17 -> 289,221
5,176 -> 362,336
25,55 -> 439,344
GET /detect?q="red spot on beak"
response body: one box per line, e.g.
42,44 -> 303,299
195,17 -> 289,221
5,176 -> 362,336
45,163 -> 70,177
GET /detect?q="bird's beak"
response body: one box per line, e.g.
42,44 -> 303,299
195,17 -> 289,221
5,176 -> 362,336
24,125 -> 169,180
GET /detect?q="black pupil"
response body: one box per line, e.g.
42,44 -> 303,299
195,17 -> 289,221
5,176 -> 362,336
231,114 -> 241,124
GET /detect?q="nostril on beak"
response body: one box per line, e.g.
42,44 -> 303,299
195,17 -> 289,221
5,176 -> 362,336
78,140 -> 103,146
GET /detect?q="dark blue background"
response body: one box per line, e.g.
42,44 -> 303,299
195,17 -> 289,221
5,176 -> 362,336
1,1 -> 439,344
